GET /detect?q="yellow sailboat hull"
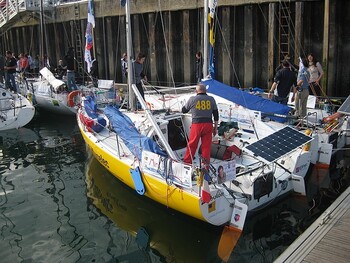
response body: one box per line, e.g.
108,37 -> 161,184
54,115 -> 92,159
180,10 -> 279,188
79,120 -> 207,222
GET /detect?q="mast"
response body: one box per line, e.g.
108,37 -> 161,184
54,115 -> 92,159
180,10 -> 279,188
40,0 -> 45,68
203,0 -> 208,78
130,84 -> 178,160
125,0 -> 135,110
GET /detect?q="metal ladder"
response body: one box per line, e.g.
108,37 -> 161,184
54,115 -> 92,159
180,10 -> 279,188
278,2 -> 291,62
73,3 -> 84,82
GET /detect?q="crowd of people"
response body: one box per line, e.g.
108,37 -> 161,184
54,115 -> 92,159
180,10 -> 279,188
0,52 -> 40,81
0,47 -> 90,92
269,52 -> 324,119
0,51 -> 42,93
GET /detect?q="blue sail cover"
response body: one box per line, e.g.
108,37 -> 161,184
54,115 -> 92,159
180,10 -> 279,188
84,96 -> 98,118
104,105 -> 167,160
203,79 -> 291,123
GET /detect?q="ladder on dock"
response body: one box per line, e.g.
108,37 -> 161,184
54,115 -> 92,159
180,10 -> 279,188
73,3 -> 84,82
278,2 -> 292,62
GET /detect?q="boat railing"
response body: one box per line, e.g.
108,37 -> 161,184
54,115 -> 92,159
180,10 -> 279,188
143,83 -> 196,95
0,93 -> 26,118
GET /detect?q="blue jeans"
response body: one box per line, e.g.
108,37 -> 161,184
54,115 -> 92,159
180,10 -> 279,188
5,72 -> 17,92
67,71 -> 78,91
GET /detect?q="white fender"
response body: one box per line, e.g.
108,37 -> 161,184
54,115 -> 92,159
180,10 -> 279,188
292,174 -> 306,196
318,143 -> 333,167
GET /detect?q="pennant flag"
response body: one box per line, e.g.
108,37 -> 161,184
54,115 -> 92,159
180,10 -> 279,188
208,0 -> 217,79
85,49 -> 94,73
85,23 -> 93,50
85,0 -> 95,73
87,0 -> 95,28
209,0 -> 218,18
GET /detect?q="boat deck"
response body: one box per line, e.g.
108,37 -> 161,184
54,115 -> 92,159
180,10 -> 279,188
274,185 -> 350,263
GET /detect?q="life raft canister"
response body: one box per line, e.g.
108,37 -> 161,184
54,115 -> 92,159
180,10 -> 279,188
323,112 -> 343,123
67,90 -> 81,107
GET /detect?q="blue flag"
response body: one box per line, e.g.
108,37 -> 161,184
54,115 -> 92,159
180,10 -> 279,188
121,0 -> 126,7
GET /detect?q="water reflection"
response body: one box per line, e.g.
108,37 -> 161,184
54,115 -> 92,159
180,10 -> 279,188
0,117 -> 87,263
85,154 -> 224,263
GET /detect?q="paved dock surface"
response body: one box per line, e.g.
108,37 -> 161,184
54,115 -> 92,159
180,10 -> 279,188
275,186 -> 350,263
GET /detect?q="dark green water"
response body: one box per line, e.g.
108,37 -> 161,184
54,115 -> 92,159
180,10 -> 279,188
0,113 -> 349,263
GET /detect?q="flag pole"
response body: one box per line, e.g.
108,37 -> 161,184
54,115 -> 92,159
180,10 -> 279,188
203,0 -> 208,78
125,0 -> 135,110
40,0 -> 45,69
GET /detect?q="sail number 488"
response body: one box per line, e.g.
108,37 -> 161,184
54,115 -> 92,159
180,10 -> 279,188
195,100 -> 211,110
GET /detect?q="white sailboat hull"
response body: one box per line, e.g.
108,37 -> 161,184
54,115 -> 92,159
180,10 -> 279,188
0,88 -> 35,131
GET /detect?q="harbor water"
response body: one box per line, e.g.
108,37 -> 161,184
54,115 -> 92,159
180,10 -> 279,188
0,113 -> 349,263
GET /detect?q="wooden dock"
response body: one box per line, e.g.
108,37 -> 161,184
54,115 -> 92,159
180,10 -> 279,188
275,186 -> 350,263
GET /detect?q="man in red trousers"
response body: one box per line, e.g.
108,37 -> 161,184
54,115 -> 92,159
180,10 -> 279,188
182,84 -> 219,166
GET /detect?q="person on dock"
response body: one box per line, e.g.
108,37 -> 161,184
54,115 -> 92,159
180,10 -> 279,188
19,53 -> 29,74
132,52 -> 147,100
32,55 -> 40,75
64,47 -> 78,91
268,60 -> 297,105
4,50 -> 18,93
293,58 -> 310,118
195,51 -> 203,83
55,59 -> 67,79
182,84 -> 218,167
121,52 -> 128,83
90,60 -> 99,87
307,53 -> 324,97
43,54 -> 51,70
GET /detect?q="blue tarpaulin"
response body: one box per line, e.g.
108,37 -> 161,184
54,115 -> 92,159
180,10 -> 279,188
203,79 -> 291,123
84,96 -> 98,118
104,105 -> 167,160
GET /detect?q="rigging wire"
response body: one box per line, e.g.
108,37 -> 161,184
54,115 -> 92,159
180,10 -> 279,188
157,0 -> 176,89
214,8 -> 241,89
138,13 -> 152,80
213,7 -> 260,139
61,21 -> 74,51
27,25 -> 35,56
113,14 -> 122,82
